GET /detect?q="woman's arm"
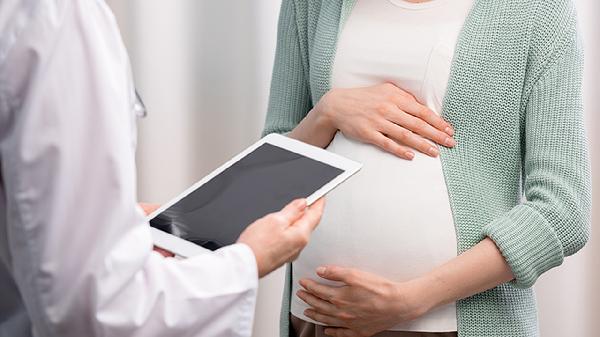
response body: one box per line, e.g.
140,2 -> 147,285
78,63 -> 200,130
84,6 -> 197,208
263,0 -> 312,136
297,3 -> 591,336
409,238 -> 514,309
479,1 -> 591,289
264,1 -> 455,159
298,238 -> 513,337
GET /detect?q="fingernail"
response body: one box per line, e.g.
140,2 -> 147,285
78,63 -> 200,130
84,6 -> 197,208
445,126 -> 454,136
406,151 -> 415,160
445,137 -> 456,147
429,147 -> 439,157
316,266 -> 326,275
294,199 -> 307,209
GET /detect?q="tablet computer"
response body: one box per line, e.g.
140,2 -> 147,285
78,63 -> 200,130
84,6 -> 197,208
147,133 -> 361,258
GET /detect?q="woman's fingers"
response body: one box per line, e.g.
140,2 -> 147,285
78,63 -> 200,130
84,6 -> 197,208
299,278 -> 339,302
304,309 -> 346,327
410,102 -> 454,136
381,122 -> 439,158
297,290 -> 338,316
391,93 -> 454,136
369,132 -> 415,160
382,104 -> 455,148
398,112 -> 455,148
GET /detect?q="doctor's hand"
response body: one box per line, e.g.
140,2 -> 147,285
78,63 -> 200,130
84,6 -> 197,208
139,202 -> 175,258
237,198 -> 325,278
139,203 -> 160,215
290,83 -> 455,160
298,266 -> 428,337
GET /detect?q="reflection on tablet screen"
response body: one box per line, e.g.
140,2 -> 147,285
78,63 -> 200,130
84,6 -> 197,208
150,143 -> 343,251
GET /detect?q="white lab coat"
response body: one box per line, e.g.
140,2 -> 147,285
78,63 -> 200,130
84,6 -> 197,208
0,1 -> 259,337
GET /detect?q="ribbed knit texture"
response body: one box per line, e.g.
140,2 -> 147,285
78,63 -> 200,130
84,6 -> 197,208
263,0 -> 592,336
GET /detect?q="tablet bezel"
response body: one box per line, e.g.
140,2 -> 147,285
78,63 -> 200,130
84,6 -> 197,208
147,133 -> 361,258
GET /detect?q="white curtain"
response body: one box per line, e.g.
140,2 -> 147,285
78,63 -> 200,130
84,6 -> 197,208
105,1 -> 599,336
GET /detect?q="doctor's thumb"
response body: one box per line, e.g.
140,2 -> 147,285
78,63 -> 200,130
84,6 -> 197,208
278,198 -> 308,224
292,198 -> 325,232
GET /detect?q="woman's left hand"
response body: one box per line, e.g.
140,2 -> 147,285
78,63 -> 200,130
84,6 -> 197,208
298,266 -> 430,337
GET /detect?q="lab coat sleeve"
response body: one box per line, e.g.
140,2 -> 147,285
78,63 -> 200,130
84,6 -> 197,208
0,1 -> 258,337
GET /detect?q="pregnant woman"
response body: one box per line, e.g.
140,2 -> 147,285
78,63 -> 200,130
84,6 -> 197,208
263,1 -> 591,337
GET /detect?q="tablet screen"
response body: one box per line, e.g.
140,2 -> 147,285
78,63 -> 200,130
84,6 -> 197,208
149,143 -> 344,251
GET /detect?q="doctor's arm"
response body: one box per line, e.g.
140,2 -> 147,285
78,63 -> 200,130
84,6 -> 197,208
0,1 -> 321,337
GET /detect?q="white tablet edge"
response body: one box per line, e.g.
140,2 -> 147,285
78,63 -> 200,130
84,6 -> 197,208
263,134 -> 362,205
148,133 -> 362,258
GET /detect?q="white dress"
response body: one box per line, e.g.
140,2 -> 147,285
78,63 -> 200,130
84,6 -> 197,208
292,0 -> 474,332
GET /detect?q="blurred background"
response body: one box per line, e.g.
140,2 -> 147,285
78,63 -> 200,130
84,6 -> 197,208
105,1 -> 599,336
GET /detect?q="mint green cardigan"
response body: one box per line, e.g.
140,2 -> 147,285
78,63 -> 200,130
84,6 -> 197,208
262,0 -> 592,336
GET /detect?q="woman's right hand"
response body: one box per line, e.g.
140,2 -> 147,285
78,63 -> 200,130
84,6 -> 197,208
290,83 -> 455,160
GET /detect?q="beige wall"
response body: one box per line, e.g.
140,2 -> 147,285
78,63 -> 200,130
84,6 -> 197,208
106,1 -> 599,336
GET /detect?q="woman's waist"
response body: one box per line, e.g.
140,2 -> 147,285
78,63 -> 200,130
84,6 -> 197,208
292,228 -> 457,284
292,202 -> 458,283
326,132 -> 448,186
322,170 -> 455,231
303,170 -> 458,281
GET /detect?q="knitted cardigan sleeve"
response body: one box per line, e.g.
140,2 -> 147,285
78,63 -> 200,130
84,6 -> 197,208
482,1 -> 592,288
262,0 -> 311,136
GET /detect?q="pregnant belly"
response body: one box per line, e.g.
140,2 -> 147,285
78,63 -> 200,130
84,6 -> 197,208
293,132 -> 457,287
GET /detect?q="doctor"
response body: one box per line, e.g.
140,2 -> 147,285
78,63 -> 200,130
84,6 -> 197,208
0,1 -> 325,337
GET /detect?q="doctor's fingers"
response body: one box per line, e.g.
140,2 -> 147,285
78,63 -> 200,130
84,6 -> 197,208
282,199 -> 325,250
267,198 -> 308,227
290,198 -> 325,233
153,246 -> 175,258
139,203 -> 160,215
